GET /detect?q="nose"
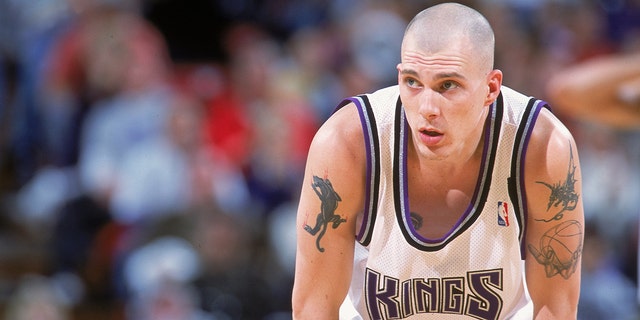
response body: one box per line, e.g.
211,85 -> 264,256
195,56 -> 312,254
418,89 -> 440,120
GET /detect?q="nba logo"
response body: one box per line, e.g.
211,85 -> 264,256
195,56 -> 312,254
497,201 -> 510,226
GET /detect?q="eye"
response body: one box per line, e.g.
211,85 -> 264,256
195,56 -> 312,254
441,80 -> 459,91
405,77 -> 421,88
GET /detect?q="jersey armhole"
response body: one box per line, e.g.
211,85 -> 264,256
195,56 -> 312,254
335,96 -> 380,245
508,99 -> 551,259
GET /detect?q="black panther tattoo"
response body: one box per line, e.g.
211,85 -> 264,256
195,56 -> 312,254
304,175 -> 346,252
535,145 -> 580,222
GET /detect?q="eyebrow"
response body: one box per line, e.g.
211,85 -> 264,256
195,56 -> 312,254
434,72 -> 466,81
400,68 -> 467,81
400,69 -> 419,77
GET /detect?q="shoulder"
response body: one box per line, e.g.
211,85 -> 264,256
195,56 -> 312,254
527,107 -> 577,169
311,101 -> 365,164
311,85 -> 399,159
501,86 -> 574,152
501,83 -> 581,199
523,106 -> 581,209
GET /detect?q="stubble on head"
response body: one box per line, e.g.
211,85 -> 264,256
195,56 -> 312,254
401,3 -> 495,76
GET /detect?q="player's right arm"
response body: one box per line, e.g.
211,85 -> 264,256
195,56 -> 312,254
292,103 -> 366,319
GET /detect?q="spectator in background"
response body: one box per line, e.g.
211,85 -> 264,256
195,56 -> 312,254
214,23 -> 316,218
343,2 -> 406,89
284,26 -> 346,124
122,232 -> 206,320
107,93 -> 249,225
35,0 -> 141,171
578,221 -> 639,319
49,3 -> 177,306
190,207 -> 277,318
199,24 -> 260,176
76,8 -> 174,206
3,275 -> 70,320
1,0 -> 79,185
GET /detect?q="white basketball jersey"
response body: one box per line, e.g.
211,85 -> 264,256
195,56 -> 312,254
335,85 -> 549,319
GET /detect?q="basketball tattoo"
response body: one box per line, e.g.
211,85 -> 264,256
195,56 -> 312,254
528,220 -> 583,279
304,175 -> 346,252
535,145 -> 580,222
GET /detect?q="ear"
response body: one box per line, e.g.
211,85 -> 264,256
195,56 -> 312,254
484,69 -> 503,106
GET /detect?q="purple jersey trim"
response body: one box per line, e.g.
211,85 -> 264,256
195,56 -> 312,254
400,101 -> 498,245
517,99 -> 548,257
334,97 -> 376,243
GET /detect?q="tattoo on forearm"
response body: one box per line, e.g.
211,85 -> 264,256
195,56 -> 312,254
535,145 -> 579,222
527,220 -> 583,279
410,212 -> 423,230
303,175 -> 346,252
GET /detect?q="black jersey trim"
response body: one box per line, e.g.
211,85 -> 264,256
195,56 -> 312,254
508,98 -> 548,258
394,97 -> 503,251
336,95 -> 381,245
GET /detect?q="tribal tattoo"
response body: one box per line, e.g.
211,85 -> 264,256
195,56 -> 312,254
528,220 -> 583,279
304,175 -> 346,252
535,145 -> 580,222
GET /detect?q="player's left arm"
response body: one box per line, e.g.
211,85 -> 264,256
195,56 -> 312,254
523,108 -> 584,319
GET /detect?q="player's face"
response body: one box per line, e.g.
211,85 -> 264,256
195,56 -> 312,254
397,39 -> 501,162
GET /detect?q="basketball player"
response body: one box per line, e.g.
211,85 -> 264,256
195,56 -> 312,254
292,3 -> 584,319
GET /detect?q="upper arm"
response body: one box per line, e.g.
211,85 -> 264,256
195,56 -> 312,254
292,103 -> 366,318
523,108 -> 584,319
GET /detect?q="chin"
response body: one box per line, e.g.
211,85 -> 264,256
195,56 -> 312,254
417,145 -> 448,161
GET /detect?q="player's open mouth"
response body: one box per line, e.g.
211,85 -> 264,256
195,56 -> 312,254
423,130 -> 442,137
419,129 -> 444,146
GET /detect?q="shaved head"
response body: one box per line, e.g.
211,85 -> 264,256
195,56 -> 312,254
403,2 -> 495,73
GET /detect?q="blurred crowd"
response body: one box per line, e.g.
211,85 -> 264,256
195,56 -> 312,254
0,0 -> 638,319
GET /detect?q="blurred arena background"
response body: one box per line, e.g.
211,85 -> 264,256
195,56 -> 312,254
0,0 -> 638,319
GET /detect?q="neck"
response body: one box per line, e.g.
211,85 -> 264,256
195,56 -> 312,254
409,113 -> 488,187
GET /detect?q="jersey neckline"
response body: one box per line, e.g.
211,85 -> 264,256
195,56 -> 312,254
394,94 -> 504,251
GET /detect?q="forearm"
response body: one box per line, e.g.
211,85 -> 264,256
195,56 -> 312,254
292,298 -> 340,320
533,306 -> 577,320
547,53 -> 640,128
618,77 -> 640,105
292,245 -> 351,319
